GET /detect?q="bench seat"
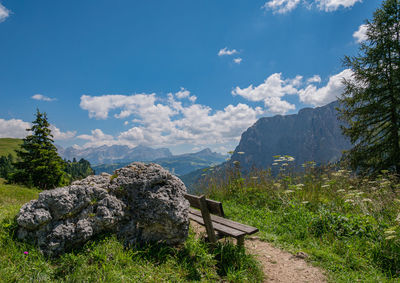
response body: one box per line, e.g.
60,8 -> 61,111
185,193 -> 258,246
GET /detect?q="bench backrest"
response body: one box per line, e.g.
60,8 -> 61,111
184,193 -> 225,217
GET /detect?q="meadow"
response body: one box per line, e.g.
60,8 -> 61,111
203,157 -> 400,282
0,178 -> 262,282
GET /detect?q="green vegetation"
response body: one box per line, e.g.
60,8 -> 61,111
0,138 -> 22,157
202,159 -> 400,282
11,109 -> 65,190
0,178 -> 263,282
339,0 -> 400,175
63,158 -> 94,183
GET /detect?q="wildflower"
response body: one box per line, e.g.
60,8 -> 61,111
237,151 -> 245,155
287,156 -> 295,162
337,189 -> 345,193
24,251 -> 29,255
282,163 -> 288,166
251,176 -> 258,179
395,213 -> 400,223
284,190 -> 294,194
385,235 -> 396,240
272,163 -> 278,166
233,160 -> 240,165
362,198 -> 372,203
297,183 -> 305,187
274,183 -> 281,188
301,201 -> 309,204
345,199 -> 354,203
384,230 -> 396,235
321,184 -> 330,188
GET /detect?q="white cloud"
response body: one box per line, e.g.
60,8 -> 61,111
263,0 -> 301,14
218,47 -> 238,56
353,24 -> 368,43
174,87 -> 190,99
299,69 -> 353,106
316,0 -> 362,12
232,73 -> 301,114
50,125 -> 76,140
32,94 -> 56,102
262,0 -> 361,13
0,3 -> 10,23
233,58 -> 242,64
0,119 -> 30,138
77,129 -> 117,148
307,75 -> 322,83
79,90 -> 264,149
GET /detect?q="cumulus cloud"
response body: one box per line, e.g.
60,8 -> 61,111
79,90 -> 264,149
232,73 -> 301,114
353,24 -> 368,43
0,119 -> 30,138
263,0 -> 301,14
298,69 -> 353,106
233,58 -> 242,64
50,125 -> 76,140
316,0 -> 362,12
263,0 -> 361,13
307,75 -> 322,83
32,94 -> 56,102
218,47 -> 238,56
0,3 -> 10,23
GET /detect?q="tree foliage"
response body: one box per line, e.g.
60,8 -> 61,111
63,158 -> 94,183
11,109 -> 65,189
338,0 -> 400,174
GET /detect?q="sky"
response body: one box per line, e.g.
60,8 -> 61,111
0,0 -> 380,154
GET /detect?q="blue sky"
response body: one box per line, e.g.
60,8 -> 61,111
0,0 -> 379,154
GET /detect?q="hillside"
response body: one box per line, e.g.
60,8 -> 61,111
230,101 -> 351,170
0,138 -> 22,157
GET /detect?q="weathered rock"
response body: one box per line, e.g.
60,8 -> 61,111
16,163 -> 190,257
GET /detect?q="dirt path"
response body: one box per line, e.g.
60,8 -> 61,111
245,236 -> 327,283
190,222 -> 327,283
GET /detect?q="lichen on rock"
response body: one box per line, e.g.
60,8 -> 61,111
16,162 -> 190,257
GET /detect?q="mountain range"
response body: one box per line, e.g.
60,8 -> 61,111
57,145 -> 173,165
57,145 -> 228,177
229,101 -> 351,170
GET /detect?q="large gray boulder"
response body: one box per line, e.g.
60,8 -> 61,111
16,162 -> 189,257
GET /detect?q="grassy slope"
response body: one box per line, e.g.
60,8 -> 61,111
0,138 -> 22,157
205,166 -> 400,283
0,178 -> 263,282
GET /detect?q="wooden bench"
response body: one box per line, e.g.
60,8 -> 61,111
184,193 -> 258,246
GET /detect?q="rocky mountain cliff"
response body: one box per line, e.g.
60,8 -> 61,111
58,145 -> 172,165
230,101 -> 351,170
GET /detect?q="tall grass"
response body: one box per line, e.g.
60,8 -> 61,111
0,178 -> 263,282
202,159 -> 400,282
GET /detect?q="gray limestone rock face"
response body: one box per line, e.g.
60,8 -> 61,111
16,163 -> 189,257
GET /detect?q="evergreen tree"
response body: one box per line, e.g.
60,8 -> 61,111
12,109 -> 65,189
338,0 -> 400,174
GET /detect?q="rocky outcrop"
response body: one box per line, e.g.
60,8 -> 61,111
231,101 -> 351,170
16,163 -> 189,257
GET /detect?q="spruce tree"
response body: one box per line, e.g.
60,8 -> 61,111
12,109 -> 65,189
338,0 -> 400,175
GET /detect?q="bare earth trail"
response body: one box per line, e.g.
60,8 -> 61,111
190,222 -> 327,283
245,236 -> 327,283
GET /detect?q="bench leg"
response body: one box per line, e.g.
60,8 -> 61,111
237,235 -> 244,247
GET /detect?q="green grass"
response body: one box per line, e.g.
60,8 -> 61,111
204,163 -> 400,282
0,178 -> 263,282
0,138 -> 22,157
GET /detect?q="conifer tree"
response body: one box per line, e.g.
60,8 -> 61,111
12,109 -> 65,189
338,0 -> 400,174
